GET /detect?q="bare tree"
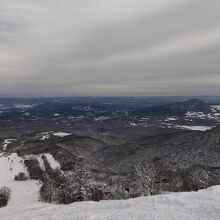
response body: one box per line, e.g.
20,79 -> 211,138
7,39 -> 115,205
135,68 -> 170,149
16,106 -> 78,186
39,174 -> 59,203
135,160 -> 161,196
180,167 -> 208,191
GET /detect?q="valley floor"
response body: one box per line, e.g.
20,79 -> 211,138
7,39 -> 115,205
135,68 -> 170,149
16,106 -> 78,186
0,154 -> 220,220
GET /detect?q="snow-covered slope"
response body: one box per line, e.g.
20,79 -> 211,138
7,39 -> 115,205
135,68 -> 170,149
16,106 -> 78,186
0,153 -> 40,213
27,153 -> 61,171
0,153 -> 220,220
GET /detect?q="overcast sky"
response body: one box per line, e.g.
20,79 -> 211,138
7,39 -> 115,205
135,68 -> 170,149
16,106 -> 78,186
1,0 -> 220,96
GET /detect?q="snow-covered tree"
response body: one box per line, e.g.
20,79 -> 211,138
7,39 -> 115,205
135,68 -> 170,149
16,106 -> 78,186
40,156 -> 91,204
0,186 -> 11,207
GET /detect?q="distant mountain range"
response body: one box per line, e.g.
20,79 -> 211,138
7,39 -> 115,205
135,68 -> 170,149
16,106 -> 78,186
130,98 -> 212,117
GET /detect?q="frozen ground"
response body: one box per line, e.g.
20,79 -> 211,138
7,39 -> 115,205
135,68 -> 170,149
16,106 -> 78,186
0,153 -> 220,220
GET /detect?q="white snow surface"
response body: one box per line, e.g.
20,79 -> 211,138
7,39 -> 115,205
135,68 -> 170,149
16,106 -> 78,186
0,153 -> 40,217
44,153 -> 61,170
36,156 -> 45,171
52,132 -> 71,137
0,153 -> 220,220
175,125 -> 213,131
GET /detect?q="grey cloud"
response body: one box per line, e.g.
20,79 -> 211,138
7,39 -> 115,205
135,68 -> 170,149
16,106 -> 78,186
0,0 -> 220,96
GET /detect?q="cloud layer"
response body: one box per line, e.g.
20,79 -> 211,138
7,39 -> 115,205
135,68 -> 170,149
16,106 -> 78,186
1,0 -> 220,96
